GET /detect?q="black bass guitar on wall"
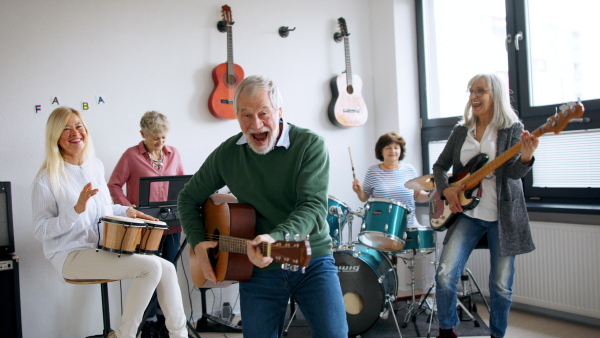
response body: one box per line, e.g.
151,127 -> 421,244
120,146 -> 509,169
429,102 -> 585,231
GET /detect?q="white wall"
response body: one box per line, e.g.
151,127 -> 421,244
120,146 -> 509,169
0,1 -> 420,337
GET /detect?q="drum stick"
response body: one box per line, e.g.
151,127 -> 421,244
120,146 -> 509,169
348,147 -> 356,181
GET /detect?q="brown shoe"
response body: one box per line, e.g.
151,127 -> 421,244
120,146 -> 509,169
436,328 -> 458,338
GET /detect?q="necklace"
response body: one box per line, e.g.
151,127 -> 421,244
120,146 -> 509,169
147,152 -> 163,169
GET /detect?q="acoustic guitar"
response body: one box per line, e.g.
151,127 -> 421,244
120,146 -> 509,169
208,5 -> 245,120
328,17 -> 368,127
429,102 -> 585,231
189,194 -> 312,288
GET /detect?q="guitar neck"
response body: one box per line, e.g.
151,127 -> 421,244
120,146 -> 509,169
226,25 -> 234,76
343,36 -> 353,86
460,127 -> 544,190
217,235 -> 269,255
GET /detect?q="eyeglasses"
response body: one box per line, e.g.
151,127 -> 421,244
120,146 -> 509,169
468,88 -> 489,97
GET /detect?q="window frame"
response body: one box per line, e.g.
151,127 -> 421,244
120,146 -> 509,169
416,0 -> 600,208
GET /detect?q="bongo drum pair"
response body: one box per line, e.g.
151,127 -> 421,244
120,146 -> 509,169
99,215 -> 167,256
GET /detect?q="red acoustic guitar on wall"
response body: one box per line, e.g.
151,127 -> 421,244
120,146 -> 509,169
328,17 -> 368,127
208,5 -> 245,120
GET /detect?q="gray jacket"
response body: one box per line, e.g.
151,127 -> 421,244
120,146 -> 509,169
433,122 -> 536,256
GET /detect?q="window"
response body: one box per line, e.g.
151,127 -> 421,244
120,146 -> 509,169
417,0 -> 600,207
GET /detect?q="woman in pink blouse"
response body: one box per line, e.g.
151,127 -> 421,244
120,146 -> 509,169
108,111 -> 184,337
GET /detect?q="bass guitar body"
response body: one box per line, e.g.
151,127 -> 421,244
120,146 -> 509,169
429,153 -> 489,231
328,73 -> 368,127
208,63 -> 245,120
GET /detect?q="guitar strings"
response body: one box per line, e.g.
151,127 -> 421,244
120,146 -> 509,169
204,233 -> 269,253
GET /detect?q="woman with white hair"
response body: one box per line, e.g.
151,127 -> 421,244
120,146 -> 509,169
32,107 -> 187,338
432,73 -> 539,338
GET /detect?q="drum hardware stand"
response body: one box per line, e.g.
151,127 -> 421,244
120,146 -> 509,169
416,231 -> 439,338
283,299 -> 298,336
384,293 -> 403,338
398,249 -> 434,328
456,267 -> 490,326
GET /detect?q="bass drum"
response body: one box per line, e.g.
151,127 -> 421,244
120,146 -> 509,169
334,243 -> 398,336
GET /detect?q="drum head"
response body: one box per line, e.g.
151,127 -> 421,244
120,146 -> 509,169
101,215 -> 145,226
142,219 -> 168,228
334,247 -> 396,335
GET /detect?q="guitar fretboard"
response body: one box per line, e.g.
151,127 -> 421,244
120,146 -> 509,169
344,36 -> 353,88
226,25 -> 234,76
206,234 -> 269,255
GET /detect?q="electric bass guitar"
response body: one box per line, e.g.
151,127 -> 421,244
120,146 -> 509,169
429,102 -> 585,231
208,5 -> 245,119
328,17 -> 368,127
189,194 -> 312,288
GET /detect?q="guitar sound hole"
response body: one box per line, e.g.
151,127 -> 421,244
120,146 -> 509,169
226,75 -> 237,86
346,85 -> 354,94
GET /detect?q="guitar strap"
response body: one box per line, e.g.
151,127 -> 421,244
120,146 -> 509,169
476,185 -> 483,198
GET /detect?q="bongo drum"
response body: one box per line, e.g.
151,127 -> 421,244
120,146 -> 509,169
138,219 -> 168,254
100,215 -> 145,256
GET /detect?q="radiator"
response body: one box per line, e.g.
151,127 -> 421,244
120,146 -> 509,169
467,221 -> 600,318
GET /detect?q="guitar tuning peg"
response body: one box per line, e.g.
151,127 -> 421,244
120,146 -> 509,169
285,234 -> 290,241
301,267 -> 306,274
559,103 -> 568,112
294,234 -> 300,241
304,234 -> 310,241
281,263 -> 290,270
290,265 -> 299,272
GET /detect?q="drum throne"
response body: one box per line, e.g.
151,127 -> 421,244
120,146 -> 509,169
65,279 -> 116,338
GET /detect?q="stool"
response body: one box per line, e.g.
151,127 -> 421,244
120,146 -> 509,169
66,279 -> 116,338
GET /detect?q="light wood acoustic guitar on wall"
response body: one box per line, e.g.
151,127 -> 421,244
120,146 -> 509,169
208,5 -> 245,119
189,194 -> 312,287
429,102 -> 585,232
328,17 -> 368,127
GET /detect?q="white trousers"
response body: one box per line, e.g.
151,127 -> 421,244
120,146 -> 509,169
63,248 -> 187,338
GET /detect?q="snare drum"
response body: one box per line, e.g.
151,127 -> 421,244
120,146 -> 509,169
397,226 -> 435,254
100,216 -> 145,255
334,243 -> 398,336
138,220 -> 168,254
358,198 -> 410,252
327,195 -> 350,247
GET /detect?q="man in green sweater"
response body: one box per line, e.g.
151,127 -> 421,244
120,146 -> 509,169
178,75 -> 348,337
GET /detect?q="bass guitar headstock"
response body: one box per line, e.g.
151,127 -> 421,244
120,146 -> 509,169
538,102 -> 585,136
270,234 -> 312,269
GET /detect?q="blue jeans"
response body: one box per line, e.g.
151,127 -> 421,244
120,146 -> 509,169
435,215 -> 515,338
146,232 -> 181,319
239,254 -> 348,338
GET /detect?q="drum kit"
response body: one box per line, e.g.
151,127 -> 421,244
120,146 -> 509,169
328,193 -> 438,337
96,215 -> 168,257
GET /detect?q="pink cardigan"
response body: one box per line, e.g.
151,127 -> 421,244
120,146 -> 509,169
108,142 -> 184,233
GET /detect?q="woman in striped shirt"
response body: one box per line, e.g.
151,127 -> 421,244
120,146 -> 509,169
352,132 -> 429,228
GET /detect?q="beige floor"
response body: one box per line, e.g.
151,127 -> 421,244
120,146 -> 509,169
189,305 -> 600,338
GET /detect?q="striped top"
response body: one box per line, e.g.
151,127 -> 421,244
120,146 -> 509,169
363,163 -> 420,228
